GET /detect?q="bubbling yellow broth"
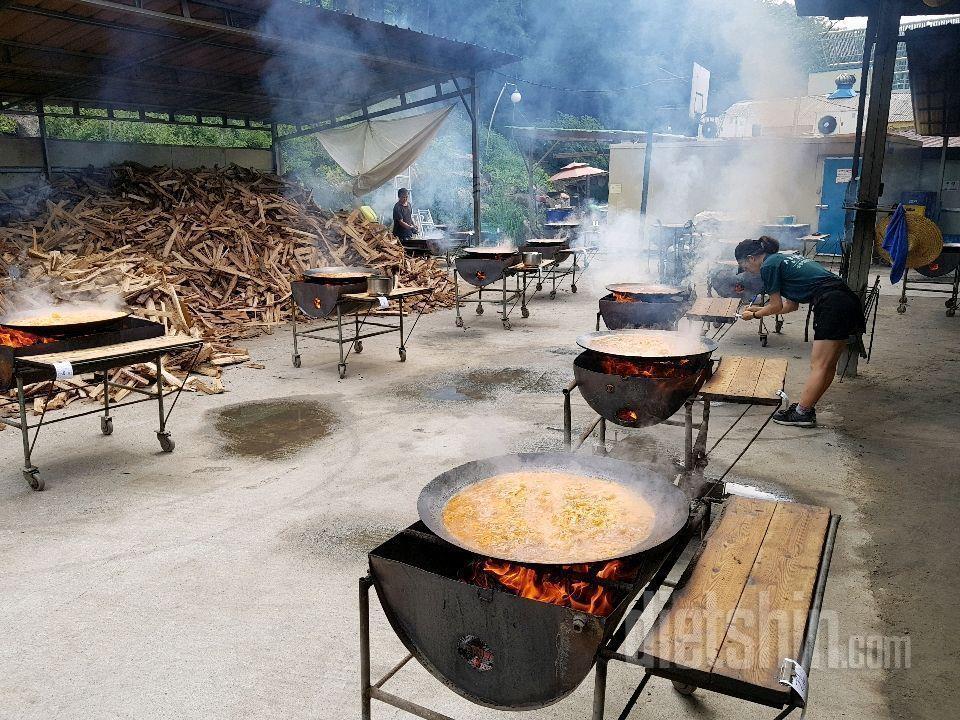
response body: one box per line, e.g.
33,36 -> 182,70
441,470 -> 656,563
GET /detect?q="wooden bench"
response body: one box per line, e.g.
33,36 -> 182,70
639,496 -> 833,708
699,356 -> 788,406
686,297 -> 741,324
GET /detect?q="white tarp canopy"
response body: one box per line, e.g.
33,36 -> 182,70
316,104 -> 455,197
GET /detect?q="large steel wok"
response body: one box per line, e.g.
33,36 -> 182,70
574,330 -> 718,428
0,308 -> 131,335
417,451 -> 689,564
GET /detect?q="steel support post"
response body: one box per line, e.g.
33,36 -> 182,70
640,129 -> 654,270
843,2 -> 901,376
270,124 -> 283,176
470,75 -> 482,242
36,98 -> 51,179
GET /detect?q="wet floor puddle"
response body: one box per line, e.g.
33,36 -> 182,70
212,398 -> 337,460
407,368 -> 557,403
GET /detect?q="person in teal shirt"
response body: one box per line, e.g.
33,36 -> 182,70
735,236 -> 864,428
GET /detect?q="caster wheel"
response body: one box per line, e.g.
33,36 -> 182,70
760,335 -> 768,347
536,283 -> 543,291
157,432 -> 175,453
399,348 -> 407,362
455,316 -> 464,328
897,305 -> 906,314
100,416 -> 113,436
549,290 -> 557,299
571,283 -> 578,293
502,319 -> 512,330
476,304 -> 484,315
521,307 -> 530,318
338,364 -> 347,379
672,681 -> 697,696
775,321 -> 783,333
948,309 -> 956,317
23,468 -> 43,491
946,298 -> 957,308
354,341 -> 363,354
292,354 -> 302,368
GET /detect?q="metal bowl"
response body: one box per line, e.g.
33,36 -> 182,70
521,251 -> 542,267
366,275 -> 394,296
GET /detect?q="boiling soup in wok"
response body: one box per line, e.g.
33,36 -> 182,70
441,470 -> 656,564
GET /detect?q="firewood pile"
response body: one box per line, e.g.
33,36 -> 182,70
0,164 -> 455,415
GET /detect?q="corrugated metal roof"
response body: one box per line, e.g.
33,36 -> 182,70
814,15 -> 960,71
0,0 -> 519,125
891,129 -> 960,148
722,90 -> 914,129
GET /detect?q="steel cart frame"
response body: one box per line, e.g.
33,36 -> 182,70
1,336 -> 203,491
291,287 -> 432,378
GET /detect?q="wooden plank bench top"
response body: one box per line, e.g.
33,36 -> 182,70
639,496 -> 831,707
686,297 -> 741,323
340,286 -> 431,302
16,336 -> 202,368
699,356 -> 788,405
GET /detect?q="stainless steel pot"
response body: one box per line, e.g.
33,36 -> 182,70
521,251 -> 542,267
366,275 -> 394,296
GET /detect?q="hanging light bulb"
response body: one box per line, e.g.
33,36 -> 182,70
510,89 -> 522,104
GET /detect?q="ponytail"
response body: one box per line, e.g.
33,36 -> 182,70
757,235 -> 780,255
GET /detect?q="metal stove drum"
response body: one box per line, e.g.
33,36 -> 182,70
0,312 -> 203,490
596,283 -> 694,331
290,267 -> 431,378
453,247 -> 545,329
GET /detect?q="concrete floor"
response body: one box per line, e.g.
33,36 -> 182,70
0,260 -> 956,720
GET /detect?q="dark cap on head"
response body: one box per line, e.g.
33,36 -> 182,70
398,187 -> 409,197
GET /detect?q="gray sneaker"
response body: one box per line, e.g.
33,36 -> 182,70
773,403 -> 817,428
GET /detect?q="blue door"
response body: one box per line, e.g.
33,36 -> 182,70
817,157 -> 853,255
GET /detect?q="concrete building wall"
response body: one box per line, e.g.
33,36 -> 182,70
0,136 -> 272,189
608,134 -> 934,235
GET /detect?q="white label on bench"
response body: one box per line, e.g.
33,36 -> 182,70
377,296 -> 389,309
778,658 -> 808,703
53,361 -> 74,380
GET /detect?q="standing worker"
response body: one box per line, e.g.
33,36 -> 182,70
735,237 -> 864,428
392,188 -> 418,244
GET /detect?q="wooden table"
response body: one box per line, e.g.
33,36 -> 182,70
699,356 -> 789,406
640,495 -> 834,707
686,297 -> 741,324
18,335 -> 202,371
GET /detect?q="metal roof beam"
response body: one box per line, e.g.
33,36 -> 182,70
277,86 -> 467,140
0,40 -> 358,113
63,0 -> 474,78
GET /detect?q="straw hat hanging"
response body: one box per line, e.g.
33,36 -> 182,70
875,212 -> 944,269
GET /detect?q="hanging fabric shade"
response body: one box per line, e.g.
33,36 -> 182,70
317,105 -> 455,197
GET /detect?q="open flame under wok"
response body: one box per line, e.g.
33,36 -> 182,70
463,557 -> 635,617
599,355 -> 692,378
0,326 -> 55,348
612,291 -> 639,303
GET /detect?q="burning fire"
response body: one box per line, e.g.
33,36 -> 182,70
0,326 -> 55,348
464,558 -> 635,617
929,262 -> 940,272
475,271 -> 487,282
599,355 -> 691,378
612,291 -> 638,303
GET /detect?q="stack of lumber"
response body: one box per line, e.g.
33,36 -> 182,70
0,164 -> 454,414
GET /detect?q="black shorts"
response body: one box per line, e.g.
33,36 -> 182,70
811,284 -> 865,341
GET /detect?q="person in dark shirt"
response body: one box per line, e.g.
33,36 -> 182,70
735,236 -> 865,428
392,188 -> 417,241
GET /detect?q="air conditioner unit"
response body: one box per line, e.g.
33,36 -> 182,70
818,115 -> 839,135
